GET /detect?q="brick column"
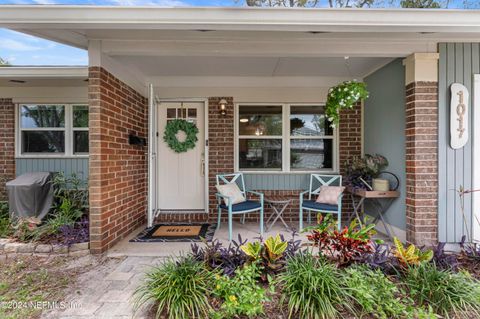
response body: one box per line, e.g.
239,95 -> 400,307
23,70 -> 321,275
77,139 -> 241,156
208,97 -> 234,218
88,67 -> 148,253
403,53 -> 439,246
0,98 -> 15,200
339,102 -> 363,221
405,81 -> 438,245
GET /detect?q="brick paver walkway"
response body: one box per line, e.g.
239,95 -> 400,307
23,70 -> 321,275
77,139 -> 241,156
43,256 -> 162,319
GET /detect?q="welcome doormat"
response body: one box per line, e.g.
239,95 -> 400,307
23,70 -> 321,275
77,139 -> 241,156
130,223 -> 215,242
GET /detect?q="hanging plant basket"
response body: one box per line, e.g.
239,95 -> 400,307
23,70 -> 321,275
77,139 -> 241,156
163,119 -> 199,153
326,81 -> 369,128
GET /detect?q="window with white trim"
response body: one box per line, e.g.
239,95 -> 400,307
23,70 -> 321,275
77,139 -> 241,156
236,104 -> 336,172
18,104 -> 89,156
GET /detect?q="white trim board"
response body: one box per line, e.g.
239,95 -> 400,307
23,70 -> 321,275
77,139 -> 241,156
473,74 -> 480,243
4,7 -> 480,34
0,67 -> 87,78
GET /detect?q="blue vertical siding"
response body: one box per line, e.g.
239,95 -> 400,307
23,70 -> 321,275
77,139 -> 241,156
244,173 -> 310,190
438,43 -> 478,243
16,158 -> 89,181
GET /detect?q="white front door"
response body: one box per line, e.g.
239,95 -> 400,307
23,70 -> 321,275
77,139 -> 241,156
157,101 -> 206,211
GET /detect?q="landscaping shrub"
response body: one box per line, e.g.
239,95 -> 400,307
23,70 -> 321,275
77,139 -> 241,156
190,236 -> 248,276
279,253 -> 355,319
355,242 -> 400,275
307,215 -> 377,266
212,262 -> 269,318
404,262 -> 480,317
51,172 -> 88,210
393,237 -> 433,267
133,256 -> 215,319
0,202 -> 12,237
191,234 -> 301,277
240,234 -> 301,280
33,197 -> 84,240
56,215 -> 89,246
344,265 -> 407,319
431,242 -> 459,271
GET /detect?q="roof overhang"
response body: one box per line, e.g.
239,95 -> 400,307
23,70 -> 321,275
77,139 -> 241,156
0,66 -> 88,87
2,6 -> 480,50
0,66 -> 88,78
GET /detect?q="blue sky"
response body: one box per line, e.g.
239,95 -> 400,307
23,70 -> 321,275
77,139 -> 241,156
0,0 -> 475,66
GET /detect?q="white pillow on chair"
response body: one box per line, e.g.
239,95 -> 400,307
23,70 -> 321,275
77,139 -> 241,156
315,186 -> 345,205
216,183 -> 246,206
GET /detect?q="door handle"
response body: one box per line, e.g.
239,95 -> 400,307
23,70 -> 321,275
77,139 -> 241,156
201,158 -> 205,177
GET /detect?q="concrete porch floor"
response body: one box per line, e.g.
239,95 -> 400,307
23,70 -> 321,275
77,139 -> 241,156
107,221 -> 304,257
107,221 -> 390,257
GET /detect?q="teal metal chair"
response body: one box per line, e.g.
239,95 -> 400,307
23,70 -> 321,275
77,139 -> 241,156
299,174 -> 343,231
216,173 -> 264,241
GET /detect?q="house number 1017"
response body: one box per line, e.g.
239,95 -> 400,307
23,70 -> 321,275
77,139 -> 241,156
450,83 -> 469,149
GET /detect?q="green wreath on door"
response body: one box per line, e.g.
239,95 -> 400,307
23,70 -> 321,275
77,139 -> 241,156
163,119 -> 199,153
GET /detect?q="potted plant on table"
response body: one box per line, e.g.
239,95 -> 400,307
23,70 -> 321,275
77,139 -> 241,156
345,154 -> 389,191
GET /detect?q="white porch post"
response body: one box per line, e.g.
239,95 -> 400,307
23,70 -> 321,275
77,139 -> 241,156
147,83 -> 157,228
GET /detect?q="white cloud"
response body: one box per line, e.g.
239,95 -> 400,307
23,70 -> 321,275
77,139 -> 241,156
0,39 -> 42,51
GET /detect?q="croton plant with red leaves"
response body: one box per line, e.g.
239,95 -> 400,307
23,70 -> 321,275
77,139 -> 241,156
306,215 -> 379,266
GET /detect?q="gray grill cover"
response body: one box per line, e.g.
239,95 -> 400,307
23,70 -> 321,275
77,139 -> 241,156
6,172 -> 54,220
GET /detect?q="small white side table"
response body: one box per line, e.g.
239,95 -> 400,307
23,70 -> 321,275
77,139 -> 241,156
265,196 -> 292,232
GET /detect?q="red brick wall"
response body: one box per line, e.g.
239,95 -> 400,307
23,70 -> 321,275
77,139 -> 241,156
88,67 -> 148,253
0,98 -> 15,200
339,102 -> 363,221
208,97 -> 235,217
405,81 -> 438,246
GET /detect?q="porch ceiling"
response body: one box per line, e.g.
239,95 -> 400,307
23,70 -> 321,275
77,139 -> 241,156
114,56 -> 392,78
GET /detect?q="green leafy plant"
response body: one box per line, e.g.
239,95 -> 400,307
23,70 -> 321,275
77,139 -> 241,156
133,256 -> 215,319
345,154 -> 389,189
345,265 -> 407,319
279,253 -> 355,319
51,172 -> 88,210
403,262 -> 480,317
212,262 -> 269,318
240,241 -> 262,259
33,198 -> 83,240
326,80 -> 369,127
0,202 -> 13,237
240,234 -> 289,277
393,237 -> 433,266
307,215 -> 378,266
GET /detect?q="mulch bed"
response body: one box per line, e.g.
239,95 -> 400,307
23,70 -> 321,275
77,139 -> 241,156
458,255 -> 480,279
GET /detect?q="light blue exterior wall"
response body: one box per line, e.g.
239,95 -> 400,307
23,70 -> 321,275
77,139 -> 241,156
364,59 -> 406,231
438,43 -> 478,243
244,173 -> 310,190
16,158 -> 89,181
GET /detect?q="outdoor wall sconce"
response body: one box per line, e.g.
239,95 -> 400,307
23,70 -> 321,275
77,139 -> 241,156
219,99 -> 227,116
